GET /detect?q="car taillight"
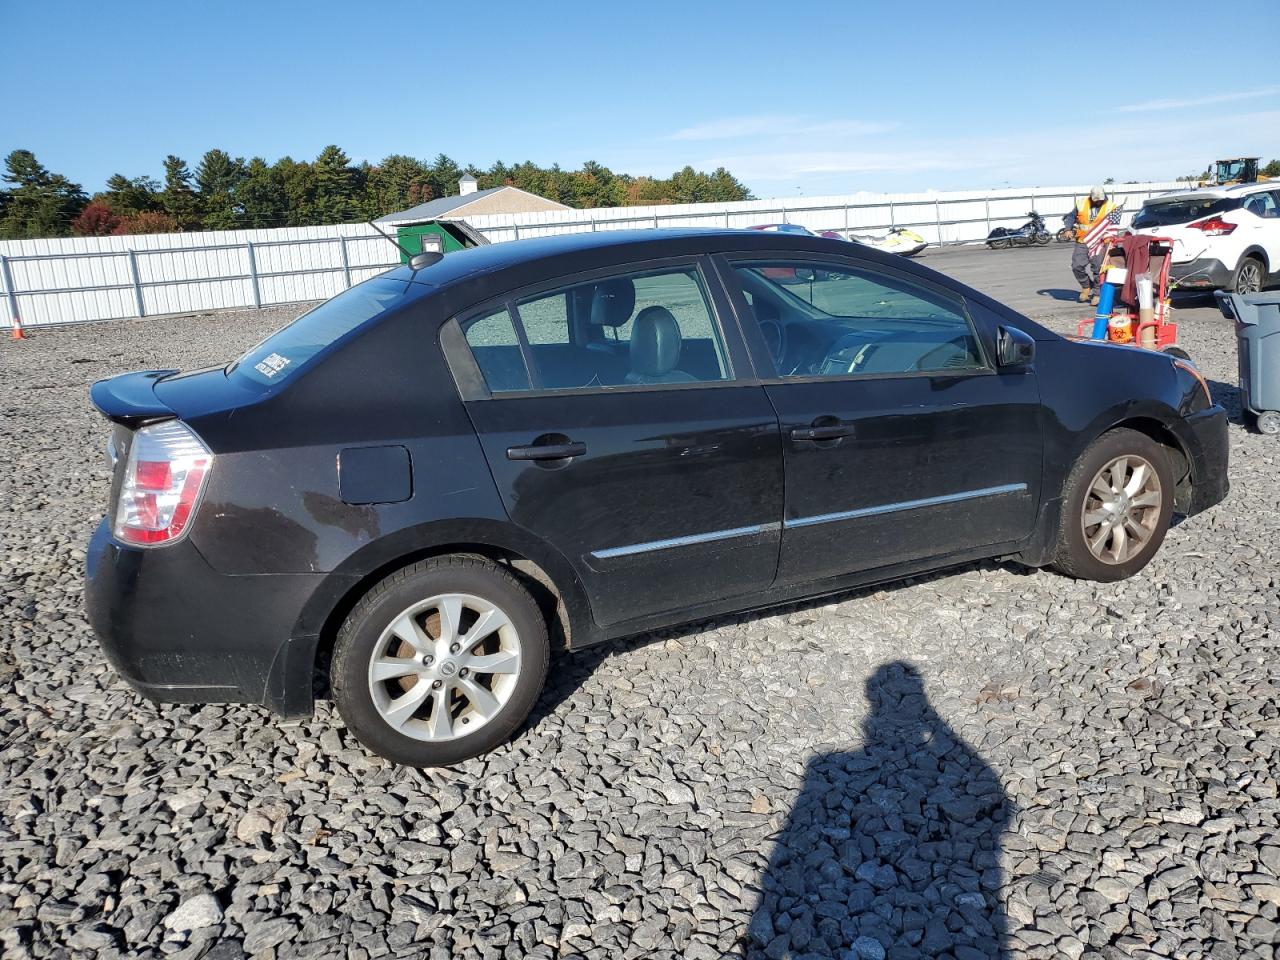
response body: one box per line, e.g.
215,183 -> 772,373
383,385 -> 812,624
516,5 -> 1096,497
1188,216 -> 1236,236
113,420 -> 212,547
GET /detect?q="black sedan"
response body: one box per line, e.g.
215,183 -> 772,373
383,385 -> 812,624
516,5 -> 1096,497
86,229 -> 1229,766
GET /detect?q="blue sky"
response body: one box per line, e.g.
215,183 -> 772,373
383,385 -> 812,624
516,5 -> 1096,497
3,0 -> 1278,199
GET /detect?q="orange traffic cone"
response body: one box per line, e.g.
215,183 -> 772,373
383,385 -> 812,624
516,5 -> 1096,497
10,316 -> 24,340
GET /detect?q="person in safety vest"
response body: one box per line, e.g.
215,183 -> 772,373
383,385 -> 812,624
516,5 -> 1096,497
1071,186 -> 1117,304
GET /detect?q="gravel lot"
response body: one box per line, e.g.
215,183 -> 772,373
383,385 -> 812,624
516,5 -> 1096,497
2,273 -> 1278,960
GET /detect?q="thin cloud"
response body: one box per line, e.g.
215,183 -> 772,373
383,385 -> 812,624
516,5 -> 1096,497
1115,87 -> 1279,113
697,110 -> 1280,186
709,150 -> 967,180
668,115 -> 897,141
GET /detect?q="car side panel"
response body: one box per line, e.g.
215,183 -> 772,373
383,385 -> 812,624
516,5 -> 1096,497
181,297 -> 509,577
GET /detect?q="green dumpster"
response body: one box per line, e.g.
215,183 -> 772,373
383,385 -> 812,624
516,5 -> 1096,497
393,219 -> 488,263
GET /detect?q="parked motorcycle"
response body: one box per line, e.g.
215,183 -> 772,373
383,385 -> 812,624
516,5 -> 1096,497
841,226 -> 929,257
986,211 -> 1053,249
1055,211 -> 1076,243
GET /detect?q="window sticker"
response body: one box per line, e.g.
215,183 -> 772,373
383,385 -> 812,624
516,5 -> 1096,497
254,352 -> 291,378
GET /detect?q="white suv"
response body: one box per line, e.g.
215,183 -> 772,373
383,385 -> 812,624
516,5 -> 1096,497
1130,182 -> 1280,294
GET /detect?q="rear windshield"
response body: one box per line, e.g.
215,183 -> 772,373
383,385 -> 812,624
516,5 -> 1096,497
230,277 -> 425,387
1132,196 -> 1241,228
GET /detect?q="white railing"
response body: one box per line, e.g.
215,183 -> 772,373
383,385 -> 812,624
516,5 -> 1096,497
1,181 -> 1188,328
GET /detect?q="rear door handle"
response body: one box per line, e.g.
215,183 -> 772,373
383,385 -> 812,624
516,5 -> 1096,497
790,421 -> 856,442
506,440 -> 587,461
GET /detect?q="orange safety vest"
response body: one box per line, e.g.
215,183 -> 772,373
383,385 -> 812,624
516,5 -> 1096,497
1074,197 -> 1116,241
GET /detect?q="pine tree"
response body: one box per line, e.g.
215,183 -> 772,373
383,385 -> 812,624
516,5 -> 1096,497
195,149 -> 245,230
238,158 -> 287,228
275,156 -> 317,226
365,154 -> 432,218
162,156 -> 201,230
312,145 -> 358,224
427,153 -> 463,200
97,174 -> 161,218
0,150 -> 87,238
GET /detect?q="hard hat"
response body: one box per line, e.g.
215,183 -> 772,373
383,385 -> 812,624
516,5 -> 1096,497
1090,186 -> 1107,202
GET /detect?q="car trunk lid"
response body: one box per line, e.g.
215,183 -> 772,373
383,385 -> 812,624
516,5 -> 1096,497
89,369 -> 179,427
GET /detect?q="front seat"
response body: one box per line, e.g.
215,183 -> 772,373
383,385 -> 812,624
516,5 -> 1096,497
626,306 -> 696,384
588,278 -> 636,338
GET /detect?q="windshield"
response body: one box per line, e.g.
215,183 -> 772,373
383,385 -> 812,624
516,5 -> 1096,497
229,277 -> 425,387
1133,196 -> 1241,228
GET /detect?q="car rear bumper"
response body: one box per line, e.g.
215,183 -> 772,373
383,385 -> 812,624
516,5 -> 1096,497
1178,405 -> 1230,516
84,519 -> 325,717
1170,258 -> 1232,290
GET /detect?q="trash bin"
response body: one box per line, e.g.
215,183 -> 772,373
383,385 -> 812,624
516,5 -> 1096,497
1216,291 -> 1280,435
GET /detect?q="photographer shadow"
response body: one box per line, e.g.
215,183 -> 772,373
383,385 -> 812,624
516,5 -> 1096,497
747,661 -> 1014,959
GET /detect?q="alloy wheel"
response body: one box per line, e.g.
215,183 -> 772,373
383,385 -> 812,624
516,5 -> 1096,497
1236,260 -> 1262,294
367,593 -> 522,741
1080,455 -> 1163,564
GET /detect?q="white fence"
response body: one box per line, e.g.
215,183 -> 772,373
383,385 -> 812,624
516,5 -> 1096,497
0,225 -> 401,328
457,181 -> 1185,244
1,181 -> 1186,328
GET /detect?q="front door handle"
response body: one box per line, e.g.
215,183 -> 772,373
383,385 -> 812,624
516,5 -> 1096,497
506,440 -> 587,461
790,419 -> 855,442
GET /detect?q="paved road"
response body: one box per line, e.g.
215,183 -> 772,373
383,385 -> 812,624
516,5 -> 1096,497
912,243 -> 1225,332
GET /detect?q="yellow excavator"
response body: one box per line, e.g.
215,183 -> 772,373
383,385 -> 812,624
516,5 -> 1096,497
1205,157 -> 1268,186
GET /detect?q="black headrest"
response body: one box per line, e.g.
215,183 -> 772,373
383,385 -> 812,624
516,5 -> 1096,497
590,278 -> 636,327
629,306 -> 682,376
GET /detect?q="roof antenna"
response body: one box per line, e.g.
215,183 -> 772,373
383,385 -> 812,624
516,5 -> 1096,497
366,220 -> 443,271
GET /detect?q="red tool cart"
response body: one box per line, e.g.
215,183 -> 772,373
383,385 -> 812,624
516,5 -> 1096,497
1075,235 -> 1189,359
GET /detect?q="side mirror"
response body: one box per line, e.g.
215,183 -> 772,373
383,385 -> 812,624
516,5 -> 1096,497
997,326 -> 1036,368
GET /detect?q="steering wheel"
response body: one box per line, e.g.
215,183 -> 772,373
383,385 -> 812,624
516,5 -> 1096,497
759,318 -> 786,365
753,299 -> 788,371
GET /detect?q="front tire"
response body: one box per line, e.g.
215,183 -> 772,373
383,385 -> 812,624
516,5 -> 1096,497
331,556 -> 549,766
1050,428 -> 1175,582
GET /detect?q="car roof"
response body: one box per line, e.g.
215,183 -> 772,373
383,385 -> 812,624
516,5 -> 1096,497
385,228 -> 864,289
1148,181 -> 1275,203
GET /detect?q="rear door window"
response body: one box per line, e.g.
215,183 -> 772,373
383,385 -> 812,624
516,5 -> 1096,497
462,308 -> 530,392
1132,196 -> 1242,228
1241,191 -> 1278,219
231,277 -> 425,387
459,266 -> 734,394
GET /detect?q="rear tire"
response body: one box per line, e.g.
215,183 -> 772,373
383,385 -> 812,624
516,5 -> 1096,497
1257,410 -> 1280,435
1050,428 -> 1175,582
1231,255 -> 1265,295
331,556 -> 549,766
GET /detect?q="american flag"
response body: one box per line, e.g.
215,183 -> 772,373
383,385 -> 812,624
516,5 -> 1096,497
1083,206 -> 1124,257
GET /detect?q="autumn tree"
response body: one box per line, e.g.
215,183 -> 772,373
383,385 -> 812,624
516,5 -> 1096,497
113,211 -> 179,235
71,201 -> 121,236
